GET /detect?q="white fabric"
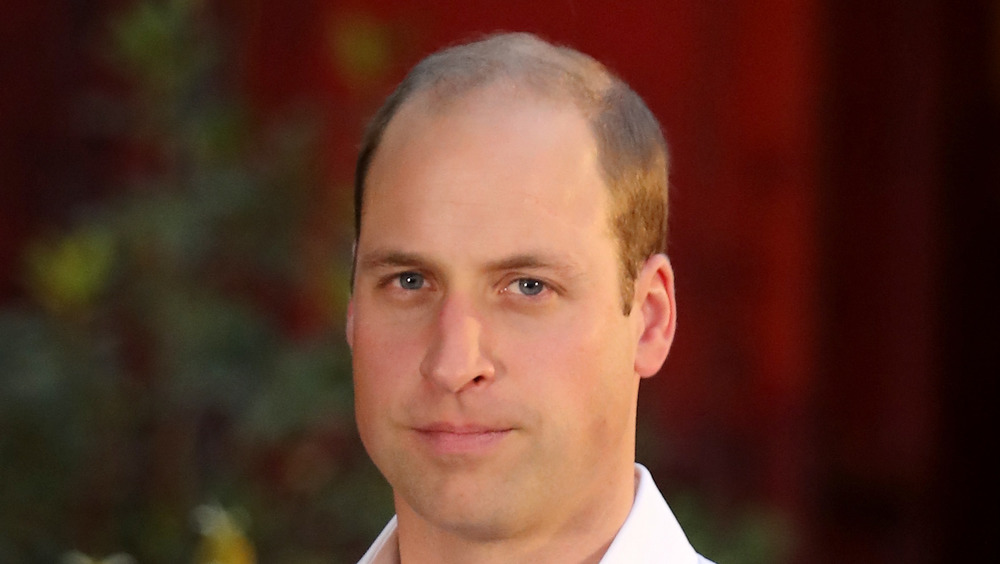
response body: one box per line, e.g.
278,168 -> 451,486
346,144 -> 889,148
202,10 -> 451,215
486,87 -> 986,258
358,514 -> 400,564
357,463 -> 714,563
599,464 -> 714,564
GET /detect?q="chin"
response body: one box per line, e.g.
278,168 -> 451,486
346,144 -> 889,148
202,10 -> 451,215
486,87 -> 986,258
398,475 -> 530,542
421,502 -> 522,542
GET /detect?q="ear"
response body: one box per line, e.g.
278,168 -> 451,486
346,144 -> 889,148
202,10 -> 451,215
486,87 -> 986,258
632,254 -> 677,378
345,298 -> 355,350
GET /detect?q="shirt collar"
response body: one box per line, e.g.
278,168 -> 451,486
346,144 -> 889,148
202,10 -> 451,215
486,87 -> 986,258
357,464 -> 704,564
357,514 -> 399,564
598,463 -> 703,564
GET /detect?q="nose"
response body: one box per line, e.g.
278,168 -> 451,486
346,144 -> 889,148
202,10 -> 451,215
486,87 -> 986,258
419,294 -> 496,393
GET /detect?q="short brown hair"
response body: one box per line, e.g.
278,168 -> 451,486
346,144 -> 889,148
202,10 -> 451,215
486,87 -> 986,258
354,32 -> 669,314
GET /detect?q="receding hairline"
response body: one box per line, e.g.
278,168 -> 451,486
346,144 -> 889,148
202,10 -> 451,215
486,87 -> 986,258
405,32 -> 613,110
392,75 -> 596,123
356,32 -> 630,207
353,32 -> 670,313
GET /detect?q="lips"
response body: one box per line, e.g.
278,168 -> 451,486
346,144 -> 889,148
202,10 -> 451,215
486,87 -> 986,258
412,422 -> 513,455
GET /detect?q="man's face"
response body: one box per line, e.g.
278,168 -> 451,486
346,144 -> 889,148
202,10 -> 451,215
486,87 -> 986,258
348,86 -> 646,541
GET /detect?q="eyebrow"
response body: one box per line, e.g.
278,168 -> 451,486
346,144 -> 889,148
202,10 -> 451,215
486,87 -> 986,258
357,250 -> 434,272
357,250 -> 582,278
483,254 -> 582,278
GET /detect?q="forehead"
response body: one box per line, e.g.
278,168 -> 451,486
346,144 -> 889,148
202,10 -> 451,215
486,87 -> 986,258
383,82 -> 589,155
358,84 -> 616,263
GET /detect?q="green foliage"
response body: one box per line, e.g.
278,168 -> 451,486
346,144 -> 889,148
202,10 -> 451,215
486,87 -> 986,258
671,491 -> 795,564
25,226 -> 116,316
329,13 -> 394,87
636,421 -> 793,563
0,0 -> 389,562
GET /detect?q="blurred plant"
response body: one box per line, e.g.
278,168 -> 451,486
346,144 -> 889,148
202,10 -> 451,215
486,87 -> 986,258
61,552 -> 136,564
192,505 -> 255,564
636,421 -> 794,563
24,226 -> 116,317
0,0 -> 390,562
671,492 -> 794,564
328,12 -> 394,88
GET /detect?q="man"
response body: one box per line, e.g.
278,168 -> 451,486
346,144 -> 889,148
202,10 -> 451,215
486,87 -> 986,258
347,32 -> 713,563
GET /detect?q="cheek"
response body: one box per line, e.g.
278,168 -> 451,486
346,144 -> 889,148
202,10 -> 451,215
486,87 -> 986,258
502,313 -> 624,406
353,306 -> 429,368
508,305 -> 630,372
512,312 -> 634,425
351,319 -> 423,421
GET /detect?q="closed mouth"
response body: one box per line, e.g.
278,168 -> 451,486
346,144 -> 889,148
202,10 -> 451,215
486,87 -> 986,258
412,424 -> 514,454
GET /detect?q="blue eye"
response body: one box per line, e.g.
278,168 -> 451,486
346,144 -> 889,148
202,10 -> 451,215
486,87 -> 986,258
516,278 -> 544,296
398,272 -> 424,290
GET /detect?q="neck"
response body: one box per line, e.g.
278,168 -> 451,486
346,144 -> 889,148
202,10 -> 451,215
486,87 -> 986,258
395,463 -> 637,564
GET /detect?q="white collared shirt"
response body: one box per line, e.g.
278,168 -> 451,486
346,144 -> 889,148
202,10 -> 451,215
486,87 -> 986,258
357,463 -> 714,563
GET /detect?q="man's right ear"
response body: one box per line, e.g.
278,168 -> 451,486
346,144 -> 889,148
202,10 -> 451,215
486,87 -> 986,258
345,299 -> 354,350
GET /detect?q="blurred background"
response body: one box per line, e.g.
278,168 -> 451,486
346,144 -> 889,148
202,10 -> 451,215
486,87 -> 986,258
1,0 -> 996,562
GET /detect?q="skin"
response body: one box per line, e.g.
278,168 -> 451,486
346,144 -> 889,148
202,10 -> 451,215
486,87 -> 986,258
347,84 -> 677,564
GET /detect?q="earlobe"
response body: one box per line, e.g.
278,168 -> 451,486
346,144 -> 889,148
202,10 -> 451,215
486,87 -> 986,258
633,254 -> 677,378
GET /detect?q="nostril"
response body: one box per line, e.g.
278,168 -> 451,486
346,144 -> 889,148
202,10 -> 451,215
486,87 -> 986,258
472,375 -> 485,384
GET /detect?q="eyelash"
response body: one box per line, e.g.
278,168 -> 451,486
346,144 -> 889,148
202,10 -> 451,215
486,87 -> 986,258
378,271 -> 553,300
504,278 -> 547,297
